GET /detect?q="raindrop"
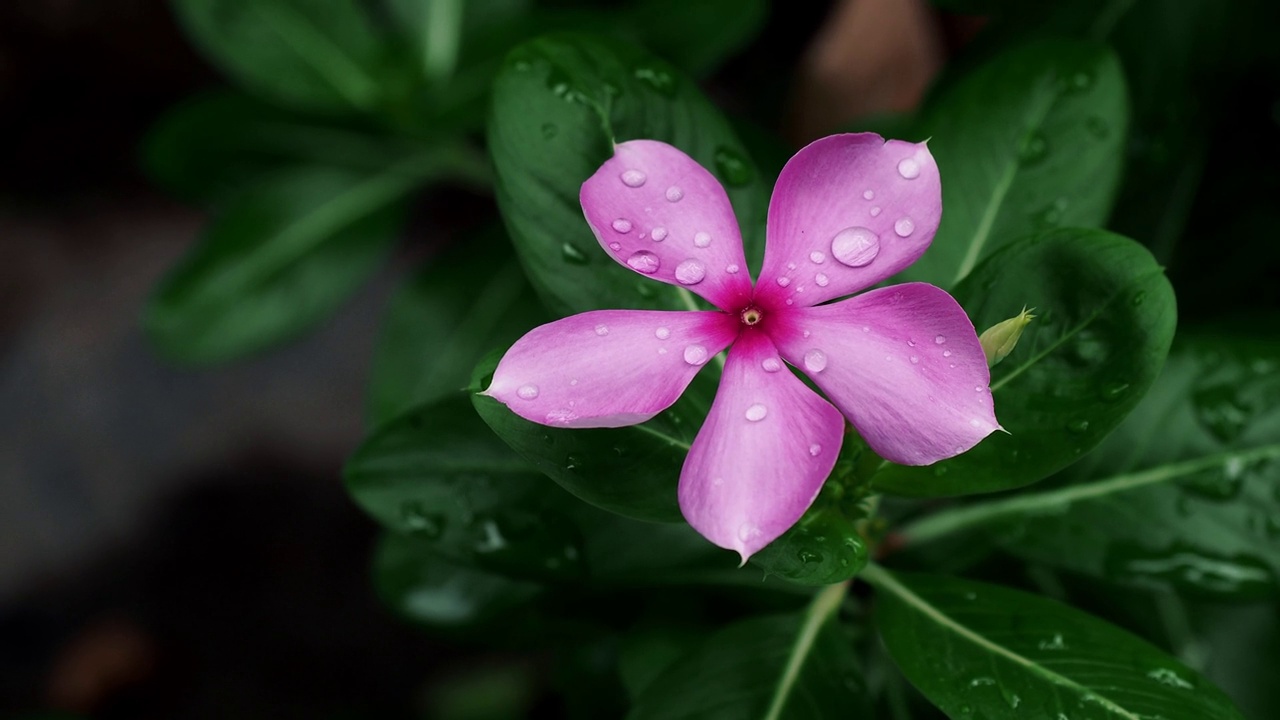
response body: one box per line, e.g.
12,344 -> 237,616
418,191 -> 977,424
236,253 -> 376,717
675,259 -> 706,285
863,189 -> 875,200
621,169 -> 647,187
935,334 -> 947,344
831,227 -> 881,267
943,350 -> 952,357
651,226 -> 668,242
1101,381 -> 1129,401
737,523 -> 762,542
894,217 -> 915,237
776,276 -> 791,287
665,186 -> 684,202
815,273 -> 830,287
870,206 -> 882,217
694,232 -> 712,248
612,218 -> 633,233
803,330 -> 811,338
804,349 -> 828,372
594,324 -> 609,336
1018,132 -> 1049,165
745,403 -> 768,422
683,344 -> 709,365
1067,419 -> 1090,434
897,157 -> 921,179
787,262 -> 797,271
517,384 -> 539,400
810,251 -> 825,263
809,443 -> 821,456
561,242 -> 589,265
655,326 -> 671,340
910,355 -> 919,364
1086,116 -> 1110,139
762,357 -> 782,373
541,123 -> 558,140
627,250 -> 660,274
1147,668 -> 1193,690
726,264 -> 740,274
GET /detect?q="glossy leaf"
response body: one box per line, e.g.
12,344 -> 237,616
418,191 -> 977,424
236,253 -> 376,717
628,584 -> 871,719
374,532 -> 542,627
145,165 -> 416,364
367,227 -> 546,426
901,40 -> 1128,288
488,32 -> 768,317
904,334 -> 1280,598
867,566 -> 1244,720
874,229 -> 1176,496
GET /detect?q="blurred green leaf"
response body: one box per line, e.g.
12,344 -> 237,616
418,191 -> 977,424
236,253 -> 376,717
867,566 -> 1244,720
875,228 -> 1176,497
145,165 -> 417,364
367,227 -> 546,427
903,334 -> 1280,599
488,32 -> 768,317
628,584 -> 871,719
173,0 -> 390,112
626,0 -> 767,78
901,40 -> 1128,288
374,532 -> 543,627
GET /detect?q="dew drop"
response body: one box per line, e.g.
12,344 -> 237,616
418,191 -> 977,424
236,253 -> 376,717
675,259 -> 706,285
863,189 -> 875,200
910,355 -> 919,364
943,350 -> 952,357
694,231 -> 712,248
1067,419 -> 1090,434
831,227 -> 880,267
745,403 -> 768,422
665,185 -> 683,202
541,122 -> 558,139
802,330 -> 811,338
683,344 -> 709,365
810,251 -> 825,264
737,522 -> 762,542
935,334 -> 947,344
897,157 -> 921,179
651,226 -> 668,241
594,324 -> 609,336
809,443 -> 821,456
621,169 -> 647,187
612,218 -> 633,233
627,250 -> 660,274
785,298 -> 793,305
787,262 -> 797,271
815,273 -> 829,287
570,378 -> 578,386
726,263 -> 740,274
608,241 -> 621,251
762,357 -> 782,373
655,326 -> 670,340
776,276 -> 791,287
804,349 -> 828,372
712,476 -> 724,486
517,384 -> 539,400
870,206 -> 882,217
894,217 -> 915,237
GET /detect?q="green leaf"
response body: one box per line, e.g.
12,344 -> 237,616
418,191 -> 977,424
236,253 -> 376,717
143,91 -> 423,202
626,0 -> 767,78
470,351 -> 712,523
145,165 -> 416,364
901,334 -> 1280,598
488,32 -> 768,317
865,566 -> 1244,720
386,0 -> 530,84
901,40 -> 1129,288
367,226 -> 546,426
374,532 -> 542,627
628,583 -> 872,720
173,0 -> 388,112
874,228 -> 1176,496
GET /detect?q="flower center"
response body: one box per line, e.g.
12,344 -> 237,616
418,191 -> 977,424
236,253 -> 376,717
739,307 -> 763,326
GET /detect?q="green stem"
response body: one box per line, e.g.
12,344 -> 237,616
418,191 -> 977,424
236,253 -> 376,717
762,581 -> 849,720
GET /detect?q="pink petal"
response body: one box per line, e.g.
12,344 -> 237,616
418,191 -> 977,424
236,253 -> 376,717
765,283 -> 997,465
678,330 -> 844,562
754,134 -> 942,310
483,309 -> 738,428
580,140 -> 753,313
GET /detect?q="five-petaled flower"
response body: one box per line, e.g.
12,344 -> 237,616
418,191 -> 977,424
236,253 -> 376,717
482,133 -> 999,561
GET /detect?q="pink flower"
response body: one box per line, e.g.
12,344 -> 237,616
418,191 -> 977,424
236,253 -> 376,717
482,134 -> 998,561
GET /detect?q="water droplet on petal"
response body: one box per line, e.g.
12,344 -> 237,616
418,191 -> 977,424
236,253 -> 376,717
726,264 -> 740,274
785,298 -> 793,305
675,259 -> 706,285
870,206 -> 882,217
776,276 -> 791,287
612,218 -> 633,233
898,157 -> 920,179
894,217 -> 915,237
935,334 -> 947,344
787,262 -> 797,271
541,123 -> 558,139
762,357 -> 782,372
970,418 -> 982,427
861,326 -> 870,333
650,226 -> 668,241
809,443 -> 821,456
831,227 -> 880,267
810,251 -> 825,263
745,403 -> 768,422
694,231 -> 711,248
910,355 -> 919,364
655,326 -> 670,340
804,349 -> 828,372
517,384 -> 539,400
802,330 -> 811,338
943,349 -> 952,357
665,186 -> 683,202
683,344 -> 709,365
627,250 -> 660,274
570,378 -> 578,386
815,273 -> 829,287
712,476 -> 724,486
621,169 -> 646,187
863,189 -> 875,200
594,324 -> 609,336
737,522 -> 761,542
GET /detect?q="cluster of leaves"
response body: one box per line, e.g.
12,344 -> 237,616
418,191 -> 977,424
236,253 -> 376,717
146,0 -> 1280,717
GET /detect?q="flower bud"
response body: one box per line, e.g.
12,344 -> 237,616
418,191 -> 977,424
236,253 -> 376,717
979,307 -> 1035,367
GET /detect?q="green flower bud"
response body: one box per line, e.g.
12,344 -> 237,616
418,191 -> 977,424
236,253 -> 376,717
979,307 -> 1035,367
